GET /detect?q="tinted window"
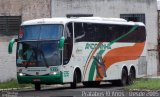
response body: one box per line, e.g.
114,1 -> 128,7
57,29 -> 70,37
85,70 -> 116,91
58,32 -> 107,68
20,24 -> 63,40
74,23 -> 106,42
17,41 -> 61,67
119,26 -> 146,42
105,25 -> 146,42
74,23 -> 86,42
74,22 -> 146,43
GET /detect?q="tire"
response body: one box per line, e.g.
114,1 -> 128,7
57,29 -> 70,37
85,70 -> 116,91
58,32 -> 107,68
35,83 -> 41,91
83,81 -> 100,87
128,68 -> 136,85
113,69 -> 128,86
71,71 -> 77,88
120,69 -> 128,86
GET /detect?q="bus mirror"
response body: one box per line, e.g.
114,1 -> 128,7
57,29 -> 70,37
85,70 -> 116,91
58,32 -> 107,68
59,36 -> 65,49
8,38 -> 17,54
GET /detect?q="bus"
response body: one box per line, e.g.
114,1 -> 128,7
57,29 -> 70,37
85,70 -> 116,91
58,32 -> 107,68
8,17 -> 147,90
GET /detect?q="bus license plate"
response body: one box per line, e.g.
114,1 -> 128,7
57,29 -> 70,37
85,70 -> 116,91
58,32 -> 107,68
33,79 -> 41,82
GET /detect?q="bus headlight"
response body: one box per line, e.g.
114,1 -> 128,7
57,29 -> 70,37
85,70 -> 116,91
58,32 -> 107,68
18,72 -> 26,76
50,72 -> 58,75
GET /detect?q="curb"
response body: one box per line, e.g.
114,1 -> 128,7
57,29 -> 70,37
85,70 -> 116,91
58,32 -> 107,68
0,87 -> 32,92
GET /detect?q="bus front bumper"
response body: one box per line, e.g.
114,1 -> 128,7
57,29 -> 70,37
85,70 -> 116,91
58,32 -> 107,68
17,72 -> 63,84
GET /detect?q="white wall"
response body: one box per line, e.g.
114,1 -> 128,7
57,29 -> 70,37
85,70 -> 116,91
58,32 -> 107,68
0,42 -> 16,82
52,0 -> 158,76
0,0 -> 51,21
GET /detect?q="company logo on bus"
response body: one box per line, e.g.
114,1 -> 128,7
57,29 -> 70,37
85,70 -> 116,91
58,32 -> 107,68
19,29 -> 24,38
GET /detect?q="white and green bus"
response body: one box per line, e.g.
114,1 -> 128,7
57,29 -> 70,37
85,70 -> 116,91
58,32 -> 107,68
8,17 -> 146,90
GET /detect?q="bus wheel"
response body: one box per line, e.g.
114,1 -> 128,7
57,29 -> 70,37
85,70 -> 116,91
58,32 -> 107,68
83,81 -> 100,87
71,71 -> 77,89
128,68 -> 136,85
113,69 -> 128,86
120,69 -> 128,86
35,83 -> 41,91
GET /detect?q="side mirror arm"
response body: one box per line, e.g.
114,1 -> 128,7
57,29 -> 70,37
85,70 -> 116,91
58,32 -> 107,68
8,38 -> 17,54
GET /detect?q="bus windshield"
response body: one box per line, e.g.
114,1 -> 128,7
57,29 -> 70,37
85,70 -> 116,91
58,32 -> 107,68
17,41 -> 61,67
20,24 -> 63,40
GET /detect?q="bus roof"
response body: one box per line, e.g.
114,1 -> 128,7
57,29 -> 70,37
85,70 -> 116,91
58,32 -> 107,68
21,17 -> 145,26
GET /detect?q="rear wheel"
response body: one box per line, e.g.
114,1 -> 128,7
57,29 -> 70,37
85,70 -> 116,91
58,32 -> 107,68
83,81 -> 100,87
35,83 -> 41,91
120,69 -> 128,86
128,68 -> 136,85
112,69 -> 128,86
71,71 -> 77,88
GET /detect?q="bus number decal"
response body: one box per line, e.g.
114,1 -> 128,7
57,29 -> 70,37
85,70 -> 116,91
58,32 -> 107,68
64,71 -> 69,77
50,67 -> 58,71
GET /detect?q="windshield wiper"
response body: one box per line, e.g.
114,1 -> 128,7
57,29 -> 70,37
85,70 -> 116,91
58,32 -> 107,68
38,49 -> 49,68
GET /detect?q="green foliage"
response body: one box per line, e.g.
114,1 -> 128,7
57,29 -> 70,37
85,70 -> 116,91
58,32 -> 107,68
0,79 -> 32,89
127,78 -> 160,90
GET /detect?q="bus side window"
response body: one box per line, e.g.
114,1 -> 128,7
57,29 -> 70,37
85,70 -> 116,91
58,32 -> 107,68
63,23 -> 73,65
106,25 -> 115,42
75,23 -> 86,42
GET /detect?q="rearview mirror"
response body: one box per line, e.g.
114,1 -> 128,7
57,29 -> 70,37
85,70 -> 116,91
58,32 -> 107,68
58,36 -> 65,49
8,38 -> 17,54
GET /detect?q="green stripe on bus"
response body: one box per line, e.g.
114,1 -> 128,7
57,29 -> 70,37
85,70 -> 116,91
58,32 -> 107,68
83,48 -> 94,76
88,60 -> 96,81
88,50 -> 105,81
107,25 -> 139,48
83,42 -> 102,79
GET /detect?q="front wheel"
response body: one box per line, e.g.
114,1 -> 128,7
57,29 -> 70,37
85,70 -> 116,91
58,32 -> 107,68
71,71 -> 77,88
35,83 -> 41,91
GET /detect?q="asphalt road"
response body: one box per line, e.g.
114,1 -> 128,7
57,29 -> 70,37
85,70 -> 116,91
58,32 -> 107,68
1,82 -> 160,97
1,82 -> 126,97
